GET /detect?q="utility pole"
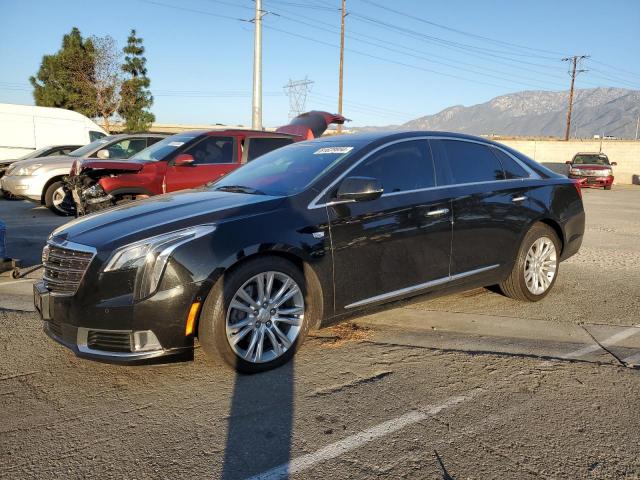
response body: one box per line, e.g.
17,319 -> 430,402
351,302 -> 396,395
562,55 -> 589,141
252,0 -> 263,130
337,0 -> 346,133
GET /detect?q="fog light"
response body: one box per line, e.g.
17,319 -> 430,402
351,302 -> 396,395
132,330 -> 162,352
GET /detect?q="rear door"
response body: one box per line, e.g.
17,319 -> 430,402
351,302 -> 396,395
328,139 -> 452,311
429,139 -> 533,278
164,136 -> 238,192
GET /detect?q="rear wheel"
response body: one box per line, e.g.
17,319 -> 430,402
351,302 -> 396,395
499,223 -> 560,302
198,256 -> 318,373
44,181 -> 73,216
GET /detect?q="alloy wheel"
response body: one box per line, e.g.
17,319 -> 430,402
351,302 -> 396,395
524,236 -> 557,295
226,271 -> 304,363
51,186 -> 69,214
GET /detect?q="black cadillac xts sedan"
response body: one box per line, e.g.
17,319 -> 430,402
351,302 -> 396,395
35,131 -> 585,373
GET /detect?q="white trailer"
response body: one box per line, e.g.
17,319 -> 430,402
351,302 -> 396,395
0,103 -> 107,160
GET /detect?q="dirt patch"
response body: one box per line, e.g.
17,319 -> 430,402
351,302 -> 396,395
315,322 -> 373,348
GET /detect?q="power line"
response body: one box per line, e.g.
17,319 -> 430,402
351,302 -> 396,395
355,0 -> 569,59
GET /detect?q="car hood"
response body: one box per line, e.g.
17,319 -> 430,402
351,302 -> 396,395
50,189 -> 284,251
77,159 -> 145,172
571,164 -> 611,170
7,155 -> 74,172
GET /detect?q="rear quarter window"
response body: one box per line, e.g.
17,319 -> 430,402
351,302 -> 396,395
491,147 -> 529,179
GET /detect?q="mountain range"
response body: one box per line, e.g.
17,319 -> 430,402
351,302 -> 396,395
358,88 -> 640,138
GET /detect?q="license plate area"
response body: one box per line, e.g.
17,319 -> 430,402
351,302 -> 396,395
33,282 -> 52,321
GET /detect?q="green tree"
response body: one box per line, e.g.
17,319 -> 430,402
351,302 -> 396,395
30,28 -> 97,117
118,29 -> 155,132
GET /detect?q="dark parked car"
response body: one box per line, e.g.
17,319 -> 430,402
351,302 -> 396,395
566,152 -> 616,190
35,132 -> 585,373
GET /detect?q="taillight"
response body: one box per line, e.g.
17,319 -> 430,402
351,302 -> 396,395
571,179 -> 583,199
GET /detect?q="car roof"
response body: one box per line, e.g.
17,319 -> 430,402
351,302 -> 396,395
302,130 -> 504,145
573,152 -> 608,156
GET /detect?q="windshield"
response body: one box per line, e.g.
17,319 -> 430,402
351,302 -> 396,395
131,133 -> 200,161
68,137 -> 114,157
16,147 -> 49,160
210,142 -> 358,196
573,154 -> 610,165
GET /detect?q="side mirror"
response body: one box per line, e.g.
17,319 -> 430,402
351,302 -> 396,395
337,176 -> 383,202
174,154 -> 195,166
97,149 -> 110,159
611,162 -> 617,166
565,160 -> 572,165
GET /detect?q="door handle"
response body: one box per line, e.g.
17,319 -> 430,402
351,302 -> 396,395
426,208 -> 450,217
512,195 -> 527,203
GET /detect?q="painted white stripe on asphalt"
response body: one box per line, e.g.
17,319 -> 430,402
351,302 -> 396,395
248,391 -> 479,480
560,324 -> 640,360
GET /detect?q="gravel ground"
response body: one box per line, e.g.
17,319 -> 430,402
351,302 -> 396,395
1,310 -> 639,479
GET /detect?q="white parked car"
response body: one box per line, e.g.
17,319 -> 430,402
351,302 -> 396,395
0,103 -> 107,161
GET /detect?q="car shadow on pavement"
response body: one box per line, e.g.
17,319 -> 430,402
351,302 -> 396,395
221,360 -> 295,479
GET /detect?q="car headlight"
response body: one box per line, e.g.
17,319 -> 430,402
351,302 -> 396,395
570,168 -> 583,175
103,224 -> 216,300
11,163 -> 43,176
601,169 -> 612,176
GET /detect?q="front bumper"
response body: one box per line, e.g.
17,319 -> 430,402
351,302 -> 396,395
0,174 -> 43,201
34,280 -> 198,365
568,174 -> 613,188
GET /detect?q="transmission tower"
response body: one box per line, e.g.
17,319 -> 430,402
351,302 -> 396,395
283,77 -> 314,118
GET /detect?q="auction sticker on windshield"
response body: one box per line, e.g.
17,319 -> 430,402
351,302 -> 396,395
313,147 -> 353,155
168,142 -> 185,147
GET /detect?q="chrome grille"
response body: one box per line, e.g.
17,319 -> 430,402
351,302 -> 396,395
42,243 -> 94,295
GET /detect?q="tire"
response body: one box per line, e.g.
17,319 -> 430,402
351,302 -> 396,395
604,185 -> 612,190
198,256 -> 320,374
44,181 -> 73,216
499,222 -> 561,302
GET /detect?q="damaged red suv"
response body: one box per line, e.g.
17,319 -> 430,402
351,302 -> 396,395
67,111 -> 345,214
566,152 -> 616,190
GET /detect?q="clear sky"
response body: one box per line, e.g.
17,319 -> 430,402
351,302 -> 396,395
1,0 -> 638,127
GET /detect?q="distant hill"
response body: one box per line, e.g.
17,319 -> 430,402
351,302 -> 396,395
358,88 -> 640,138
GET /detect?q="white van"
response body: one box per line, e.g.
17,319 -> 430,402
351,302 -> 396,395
0,103 -> 107,161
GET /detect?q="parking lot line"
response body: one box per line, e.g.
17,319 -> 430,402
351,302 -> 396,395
559,324 -> 640,360
247,390 -> 482,480
623,352 -> 640,365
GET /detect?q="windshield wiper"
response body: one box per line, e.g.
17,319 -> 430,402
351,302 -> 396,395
214,185 -> 266,195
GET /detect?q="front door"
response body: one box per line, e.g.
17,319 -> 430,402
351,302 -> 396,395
164,136 -> 238,192
328,139 -> 452,311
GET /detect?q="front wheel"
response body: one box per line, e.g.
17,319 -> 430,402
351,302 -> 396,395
198,256 -> 318,373
499,223 -> 560,302
604,185 -> 612,190
44,181 -> 74,216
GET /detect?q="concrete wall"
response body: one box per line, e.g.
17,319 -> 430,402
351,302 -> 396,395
496,139 -> 640,185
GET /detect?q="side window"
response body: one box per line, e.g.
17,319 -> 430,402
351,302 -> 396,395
97,138 -> 147,159
438,140 -> 505,184
147,137 -> 163,147
246,137 -> 294,162
185,137 -> 235,165
89,131 -> 106,142
348,140 -> 435,194
491,147 -> 529,179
